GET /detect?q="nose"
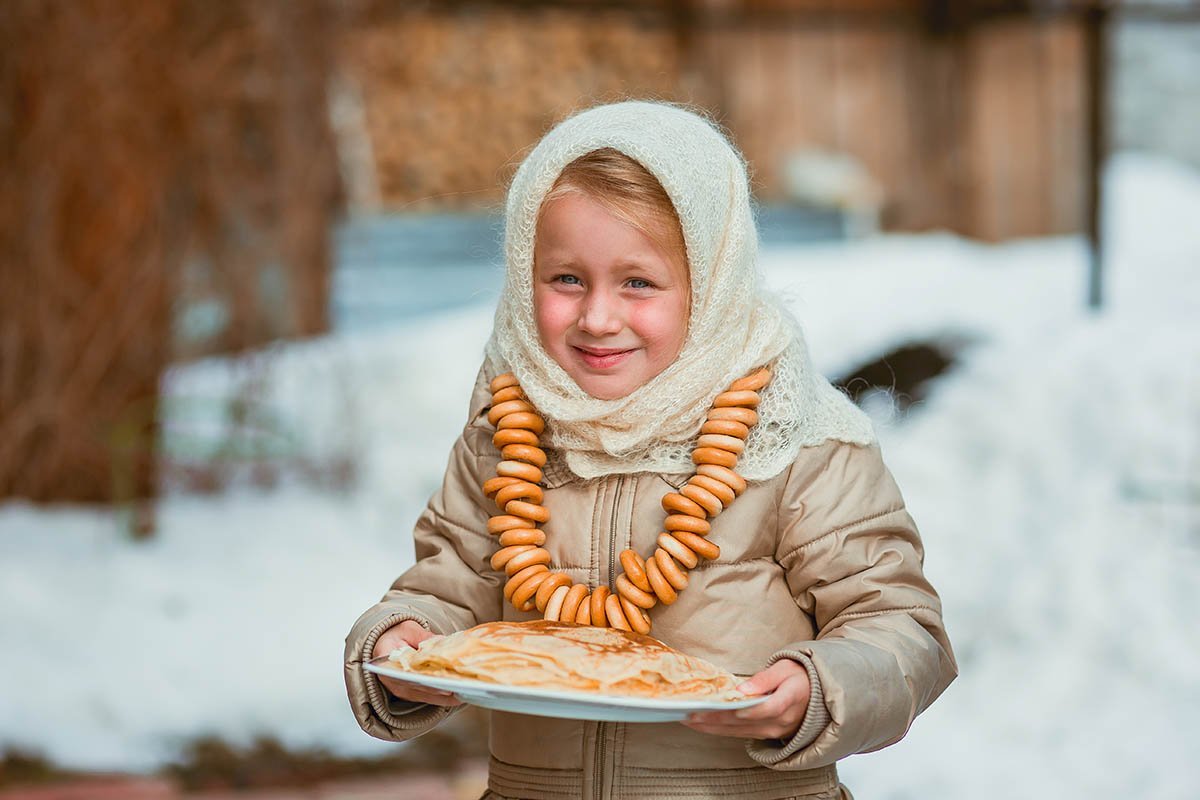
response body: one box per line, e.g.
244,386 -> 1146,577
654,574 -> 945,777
577,287 -> 624,337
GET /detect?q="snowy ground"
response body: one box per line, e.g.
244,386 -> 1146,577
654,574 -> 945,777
2,153 -> 1198,798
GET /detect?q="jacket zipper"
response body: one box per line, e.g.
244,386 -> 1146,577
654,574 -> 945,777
608,474 -> 624,591
593,474 -> 624,800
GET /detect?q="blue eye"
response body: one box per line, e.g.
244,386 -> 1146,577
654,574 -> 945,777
556,275 -> 582,285
627,278 -> 652,290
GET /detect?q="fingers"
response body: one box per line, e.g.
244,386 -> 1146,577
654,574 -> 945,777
728,676 -> 801,722
397,620 -> 439,648
681,667 -> 811,741
371,621 -> 457,706
378,675 -> 462,707
681,709 -> 797,740
736,659 -> 803,696
372,621 -> 441,660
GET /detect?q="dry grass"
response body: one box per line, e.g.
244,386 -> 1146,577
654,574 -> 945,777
0,706 -> 489,792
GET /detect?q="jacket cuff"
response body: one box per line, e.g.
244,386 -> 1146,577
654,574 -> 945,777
745,650 -> 830,768
345,608 -> 458,740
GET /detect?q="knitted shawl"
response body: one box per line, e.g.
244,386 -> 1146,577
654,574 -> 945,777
483,100 -> 874,481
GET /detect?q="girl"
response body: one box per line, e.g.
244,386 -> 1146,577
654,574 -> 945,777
344,100 -> 956,799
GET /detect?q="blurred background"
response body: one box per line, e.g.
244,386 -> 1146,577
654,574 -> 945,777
1,0 -> 1198,798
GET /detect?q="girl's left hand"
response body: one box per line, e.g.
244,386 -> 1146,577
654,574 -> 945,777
681,659 -> 811,740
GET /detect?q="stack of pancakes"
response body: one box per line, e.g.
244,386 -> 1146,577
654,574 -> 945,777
388,620 -> 741,699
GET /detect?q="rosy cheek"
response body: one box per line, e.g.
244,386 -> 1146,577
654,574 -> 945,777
534,290 -> 577,347
628,297 -> 687,355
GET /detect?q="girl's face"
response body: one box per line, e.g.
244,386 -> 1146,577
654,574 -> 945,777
533,192 -> 690,400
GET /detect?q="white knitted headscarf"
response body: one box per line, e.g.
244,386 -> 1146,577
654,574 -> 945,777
484,100 -> 874,481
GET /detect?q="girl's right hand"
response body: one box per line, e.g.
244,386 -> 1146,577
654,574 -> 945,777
371,620 -> 462,707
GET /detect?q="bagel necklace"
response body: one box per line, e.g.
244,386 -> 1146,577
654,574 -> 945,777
483,366 -> 770,635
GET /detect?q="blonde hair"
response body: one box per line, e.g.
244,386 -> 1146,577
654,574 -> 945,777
540,147 -> 688,275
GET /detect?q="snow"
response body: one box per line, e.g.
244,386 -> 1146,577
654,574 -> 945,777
2,152 -> 1198,797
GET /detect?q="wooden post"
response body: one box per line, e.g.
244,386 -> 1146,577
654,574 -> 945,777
1083,2 -> 1110,310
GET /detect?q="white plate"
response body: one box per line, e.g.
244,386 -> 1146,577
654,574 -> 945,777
366,656 -> 767,723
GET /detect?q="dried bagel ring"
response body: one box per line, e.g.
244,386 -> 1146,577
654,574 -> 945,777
605,593 -> 632,631
688,474 -> 736,506
619,550 -> 651,592
488,514 -> 534,535
695,463 -> 747,496
490,544 -> 536,571
662,492 -> 708,518
495,481 -> 543,508
714,390 -> 761,408
701,418 -> 750,438
672,529 -> 720,561
707,407 -> 758,426
730,367 -> 771,392
561,583 -> 589,622
490,373 -> 519,393
664,513 -> 711,535
487,399 -> 535,426
574,592 -> 592,624
498,528 -> 546,547
619,594 -> 652,635
658,532 -> 699,568
692,447 -> 738,469
543,584 -> 571,621
491,385 -> 525,404
504,546 -> 552,576
497,411 -> 545,434
505,500 -> 550,523
679,482 -> 723,516
511,569 -> 553,611
493,428 -> 539,448
654,548 -> 690,591
501,444 -> 547,467
696,433 -> 746,455
590,586 -> 611,627
483,476 -> 523,498
535,572 -> 573,612
615,573 -> 657,609
504,563 -> 548,601
497,460 -> 544,484
644,554 -> 678,604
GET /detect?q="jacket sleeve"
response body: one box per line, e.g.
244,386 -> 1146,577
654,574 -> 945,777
747,441 -> 957,770
343,423 -> 504,743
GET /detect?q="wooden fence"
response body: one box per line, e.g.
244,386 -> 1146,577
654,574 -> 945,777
342,0 -> 1094,240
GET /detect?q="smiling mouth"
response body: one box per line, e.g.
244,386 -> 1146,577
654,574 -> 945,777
573,346 -> 635,369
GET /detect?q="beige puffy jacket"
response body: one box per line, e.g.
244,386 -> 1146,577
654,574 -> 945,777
344,371 -> 957,799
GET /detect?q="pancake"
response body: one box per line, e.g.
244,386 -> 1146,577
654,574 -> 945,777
388,620 -> 742,699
